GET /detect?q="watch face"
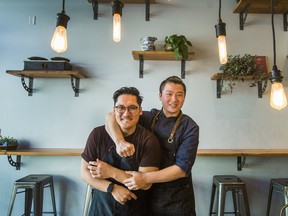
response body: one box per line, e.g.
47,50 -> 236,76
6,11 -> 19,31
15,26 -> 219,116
107,183 -> 114,193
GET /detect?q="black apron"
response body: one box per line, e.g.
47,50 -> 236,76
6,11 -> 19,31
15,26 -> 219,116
89,129 -> 146,216
148,111 -> 196,216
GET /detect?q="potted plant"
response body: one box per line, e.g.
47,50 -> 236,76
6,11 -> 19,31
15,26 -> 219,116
0,135 -> 18,151
219,54 -> 265,93
164,34 -> 192,60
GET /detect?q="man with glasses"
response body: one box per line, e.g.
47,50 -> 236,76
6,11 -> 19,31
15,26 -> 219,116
105,76 -> 199,215
80,87 -> 161,216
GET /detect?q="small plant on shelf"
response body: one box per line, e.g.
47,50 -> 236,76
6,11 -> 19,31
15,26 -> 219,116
0,131 -> 18,150
164,34 -> 192,60
219,54 -> 265,93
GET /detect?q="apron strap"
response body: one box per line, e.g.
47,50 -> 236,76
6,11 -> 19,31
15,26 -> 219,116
151,110 -> 183,144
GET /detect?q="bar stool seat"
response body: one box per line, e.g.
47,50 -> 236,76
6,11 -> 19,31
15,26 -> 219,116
266,178 -> 288,216
7,174 -> 57,216
209,175 -> 250,216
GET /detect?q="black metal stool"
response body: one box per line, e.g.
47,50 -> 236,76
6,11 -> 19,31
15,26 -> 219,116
7,174 -> 57,216
266,178 -> 288,216
209,175 -> 250,216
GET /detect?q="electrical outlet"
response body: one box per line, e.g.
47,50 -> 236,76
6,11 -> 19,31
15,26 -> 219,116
29,16 -> 36,25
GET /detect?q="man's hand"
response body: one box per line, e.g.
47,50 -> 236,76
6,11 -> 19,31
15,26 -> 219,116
112,184 -> 137,205
123,171 -> 147,190
88,159 -> 113,179
116,140 -> 135,157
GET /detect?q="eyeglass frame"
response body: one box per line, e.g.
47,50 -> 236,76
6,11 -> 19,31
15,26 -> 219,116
114,105 -> 140,114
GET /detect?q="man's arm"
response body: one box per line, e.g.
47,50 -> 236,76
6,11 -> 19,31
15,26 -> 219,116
80,159 -> 137,205
105,112 -> 135,157
90,159 -> 159,190
123,165 -> 185,190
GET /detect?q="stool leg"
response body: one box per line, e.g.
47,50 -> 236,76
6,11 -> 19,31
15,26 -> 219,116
231,189 -> 238,215
209,183 -> 216,215
25,188 -> 33,216
241,186 -> 251,216
83,185 -> 92,216
266,183 -> 274,216
284,188 -> 288,216
7,186 -> 18,216
218,185 -> 226,216
49,182 -> 57,216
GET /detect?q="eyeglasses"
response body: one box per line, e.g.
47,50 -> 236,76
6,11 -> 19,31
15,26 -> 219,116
114,105 -> 139,114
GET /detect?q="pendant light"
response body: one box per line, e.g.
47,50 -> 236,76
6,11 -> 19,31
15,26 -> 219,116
111,0 -> 124,43
269,0 -> 287,110
51,0 -> 70,53
215,0 -> 227,64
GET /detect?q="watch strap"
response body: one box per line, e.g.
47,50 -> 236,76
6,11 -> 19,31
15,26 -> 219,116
107,182 -> 115,193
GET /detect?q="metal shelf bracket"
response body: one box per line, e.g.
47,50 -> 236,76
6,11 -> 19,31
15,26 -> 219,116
237,156 -> 246,171
70,76 -> 80,97
284,13 -> 288,31
92,0 -> 98,20
7,155 -> 21,170
239,3 -> 251,30
21,75 -> 33,96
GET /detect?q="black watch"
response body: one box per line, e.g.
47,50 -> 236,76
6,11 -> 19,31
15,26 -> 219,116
107,183 -> 115,193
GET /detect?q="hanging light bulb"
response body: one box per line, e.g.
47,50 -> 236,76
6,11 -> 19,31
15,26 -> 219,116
51,0 -> 70,53
269,0 -> 287,110
111,0 -> 124,43
215,0 -> 227,64
269,66 -> 287,110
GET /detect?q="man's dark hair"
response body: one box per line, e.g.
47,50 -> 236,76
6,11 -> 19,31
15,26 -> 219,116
113,87 -> 143,106
159,76 -> 186,96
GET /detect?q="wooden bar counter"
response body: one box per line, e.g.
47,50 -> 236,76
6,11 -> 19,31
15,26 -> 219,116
1,148 -> 288,170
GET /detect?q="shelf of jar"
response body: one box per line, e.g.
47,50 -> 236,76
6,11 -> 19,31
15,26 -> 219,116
6,70 -> 87,79
88,0 -> 155,3
210,72 -> 269,98
233,0 -> 288,14
132,51 -> 195,79
132,51 -> 194,61
6,70 -> 88,97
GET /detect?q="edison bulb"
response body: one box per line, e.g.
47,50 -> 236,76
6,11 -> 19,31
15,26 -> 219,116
51,26 -> 68,53
218,35 -> 227,64
113,13 -> 121,42
270,82 -> 287,110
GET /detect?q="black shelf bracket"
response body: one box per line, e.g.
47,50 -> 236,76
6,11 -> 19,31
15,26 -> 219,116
21,75 -> 33,96
284,13 -> 288,31
7,155 -> 21,170
145,0 -> 150,21
139,54 -> 144,78
70,76 -> 80,97
137,54 -> 187,79
239,3 -> 251,30
181,60 -> 186,79
237,156 -> 246,171
216,78 -> 223,98
92,0 -> 98,20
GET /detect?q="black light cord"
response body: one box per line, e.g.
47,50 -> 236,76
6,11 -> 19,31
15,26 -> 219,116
271,0 -> 276,66
62,0 -> 66,13
218,0 -> 222,20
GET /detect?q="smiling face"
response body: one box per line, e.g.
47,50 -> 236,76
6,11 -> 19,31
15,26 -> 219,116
113,94 -> 142,136
159,82 -> 185,117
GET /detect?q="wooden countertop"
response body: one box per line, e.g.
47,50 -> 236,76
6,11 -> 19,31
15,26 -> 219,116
1,148 -> 288,157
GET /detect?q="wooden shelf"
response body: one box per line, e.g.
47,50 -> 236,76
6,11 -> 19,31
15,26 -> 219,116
6,70 -> 87,79
132,51 -> 195,79
87,0 -> 155,21
233,0 -> 288,30
132,51 -> 194,61
233,0 -> 288,14
88,0 -> 155,3
6,70 -> 88,97
211,72 -> 269,98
